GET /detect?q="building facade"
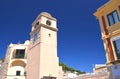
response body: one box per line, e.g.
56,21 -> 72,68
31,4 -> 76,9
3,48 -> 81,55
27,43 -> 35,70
6,42 -> 29,79
94,0 -> 120,65
27,12 -> 62,79
79,64 -> 109,79
0,12 -> 63,79
63,71 -> 79,79
0,42 -> 29,79
94,0 -> 120,79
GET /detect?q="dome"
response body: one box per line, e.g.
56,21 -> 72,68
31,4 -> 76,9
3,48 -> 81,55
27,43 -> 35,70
40,12 -> 52,18
38,12 -> 56,20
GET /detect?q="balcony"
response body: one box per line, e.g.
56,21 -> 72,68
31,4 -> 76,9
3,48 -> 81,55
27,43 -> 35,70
12,49 -> 26,59
13,54 -> 25,59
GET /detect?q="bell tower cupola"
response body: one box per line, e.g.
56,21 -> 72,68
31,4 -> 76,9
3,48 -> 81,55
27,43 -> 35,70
30,12 -> 58,45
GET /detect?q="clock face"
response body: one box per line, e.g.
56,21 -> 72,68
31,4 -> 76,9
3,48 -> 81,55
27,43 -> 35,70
46,20 -> 51,25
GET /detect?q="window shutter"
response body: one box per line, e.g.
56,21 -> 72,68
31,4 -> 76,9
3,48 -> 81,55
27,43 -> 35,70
101,16 -> 108,35
107,38 -> 115,62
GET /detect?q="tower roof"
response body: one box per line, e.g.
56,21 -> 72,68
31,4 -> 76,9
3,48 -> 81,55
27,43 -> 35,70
32,12 -> 56,26
38,12 -> 56,21
40,12 -> 52,18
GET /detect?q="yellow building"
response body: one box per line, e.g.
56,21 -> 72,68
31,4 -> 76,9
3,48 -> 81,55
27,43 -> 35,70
94,0 -> 120,78
94,0 -> 120,65
0,12 -> 63,79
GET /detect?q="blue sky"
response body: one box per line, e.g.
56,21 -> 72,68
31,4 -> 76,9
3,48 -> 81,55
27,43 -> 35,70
0,0 -> 109,72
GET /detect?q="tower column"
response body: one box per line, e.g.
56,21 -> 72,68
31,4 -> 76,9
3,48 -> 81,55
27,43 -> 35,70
27,12 -> 62,79
101,16 -> 115,63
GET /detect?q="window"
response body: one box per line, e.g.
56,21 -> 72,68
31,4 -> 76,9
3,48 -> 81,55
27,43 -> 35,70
107,11 -> 119,26
46,20 -> 51,25
34,22 -> 39,29
24,71 -> 27,76
15,49 -> 25,58
31,30 -> 40,43
16,71 -> 21,76
113,36 -> 120,59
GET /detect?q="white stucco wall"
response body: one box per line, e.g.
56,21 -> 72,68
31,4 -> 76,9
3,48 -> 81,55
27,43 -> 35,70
7,66 -> 25,79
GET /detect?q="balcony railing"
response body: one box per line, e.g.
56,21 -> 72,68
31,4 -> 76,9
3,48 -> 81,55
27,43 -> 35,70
12,54 -> 27,59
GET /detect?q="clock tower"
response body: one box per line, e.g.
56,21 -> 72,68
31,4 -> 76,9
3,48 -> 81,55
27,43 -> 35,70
26,12 -> 61,79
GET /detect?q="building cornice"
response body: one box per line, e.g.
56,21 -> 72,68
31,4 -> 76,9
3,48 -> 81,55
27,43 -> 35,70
32,12 -> 57,27
30,24 -> 58,36
94,0 -> 120,18
40,24 -> 58,32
